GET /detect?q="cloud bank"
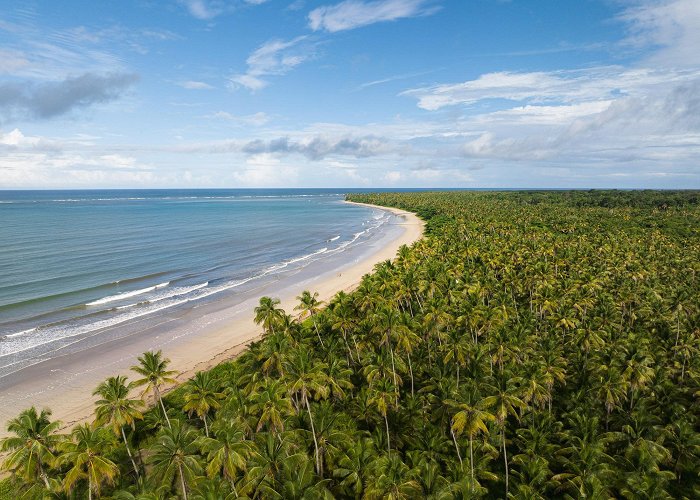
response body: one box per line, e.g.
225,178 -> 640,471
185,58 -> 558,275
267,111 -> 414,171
0,72 -> 138,122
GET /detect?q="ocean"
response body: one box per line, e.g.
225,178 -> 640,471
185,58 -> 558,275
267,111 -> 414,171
0,189 -> 389,378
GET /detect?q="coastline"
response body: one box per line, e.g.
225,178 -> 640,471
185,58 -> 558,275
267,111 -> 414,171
0,201 -> 424,437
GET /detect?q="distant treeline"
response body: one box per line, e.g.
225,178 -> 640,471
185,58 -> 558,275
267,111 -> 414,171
510,189 -> 700,208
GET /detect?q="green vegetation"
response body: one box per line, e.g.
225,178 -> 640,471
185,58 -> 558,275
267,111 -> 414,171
2,190 -> 700,498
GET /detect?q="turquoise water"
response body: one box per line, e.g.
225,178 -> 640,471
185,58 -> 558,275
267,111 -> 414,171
0,189 -> 388,374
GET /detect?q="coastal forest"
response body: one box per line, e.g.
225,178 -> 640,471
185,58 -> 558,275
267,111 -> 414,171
2,190 -> 700,499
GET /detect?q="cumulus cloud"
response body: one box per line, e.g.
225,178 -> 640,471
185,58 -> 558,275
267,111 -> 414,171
173,133 -> 394,160
230,36 -> 312,91
0,139 -> 156,189
240,135 -> 392,159
308,0 -> 438,32
0,72 -> 138,122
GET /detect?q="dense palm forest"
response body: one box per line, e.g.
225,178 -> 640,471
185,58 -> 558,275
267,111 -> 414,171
2,190 -> 699,499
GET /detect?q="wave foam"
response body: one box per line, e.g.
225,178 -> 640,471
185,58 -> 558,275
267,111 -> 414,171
86,282 -> 170,306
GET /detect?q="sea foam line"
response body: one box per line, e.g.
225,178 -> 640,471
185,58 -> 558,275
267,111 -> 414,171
86,282 -> 170,306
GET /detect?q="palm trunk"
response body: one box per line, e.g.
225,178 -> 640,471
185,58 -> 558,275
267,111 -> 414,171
88,477 -> 93,500
305,394 -> 321,477
407,351 -> 414,397
121,426 -> 140,479
451,427 -> 463,467
312,317 -> 325,348
155,386 -> 172,429
230,477 -> 239,498
384,413 -> 391,452
351,334 -> 361,361
342,330 -> 355,363
179,462 -> 189,500
502,427 -> 509,497
388,340 -> 398,401
469,435 -> 475,483
37,461 -> 50,490
203,414 -> 209,437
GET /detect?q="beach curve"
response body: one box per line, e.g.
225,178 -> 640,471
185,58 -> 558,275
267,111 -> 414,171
0,201 -> 424,438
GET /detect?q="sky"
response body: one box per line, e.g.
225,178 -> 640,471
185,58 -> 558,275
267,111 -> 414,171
0,0 -> 699,189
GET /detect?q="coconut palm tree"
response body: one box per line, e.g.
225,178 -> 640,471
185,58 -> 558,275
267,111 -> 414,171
483,375 -> 526,498
448,398 -> 495,482
147,420 -> 203,500
197,419 -> 255,496
254,296 -> 285,336
57,424 -> 119,500
131,350 -> 177,429
284,347 -> 330,475
368,378 -> 397,453
364,453 -> 420,499
295,290 -> 325,347
0,406 -> 61,490
252,379 -> 293,436
183,371 -> 224,437
93,375 -> 144,479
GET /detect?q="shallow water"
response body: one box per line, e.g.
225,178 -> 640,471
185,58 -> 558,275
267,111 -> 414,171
0,189 -> 387,377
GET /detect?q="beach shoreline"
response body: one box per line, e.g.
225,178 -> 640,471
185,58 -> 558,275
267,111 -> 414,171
0,201 -> 423,437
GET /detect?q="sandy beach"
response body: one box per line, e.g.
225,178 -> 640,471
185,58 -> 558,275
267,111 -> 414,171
0,201 -> 423,437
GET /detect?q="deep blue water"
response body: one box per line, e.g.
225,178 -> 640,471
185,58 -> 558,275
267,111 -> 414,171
0,189 -> 388,367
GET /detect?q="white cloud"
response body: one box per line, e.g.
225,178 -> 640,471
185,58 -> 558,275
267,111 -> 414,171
620,0 -> 700,67
233,154 -> 299,186
383,170 -> 403,183
230,36 -> 312,91
0,147 -> 156,188
181,0 -> 223,20
405,67 -> 700,111
309,0 -> 438,32
179,80 -> 214,90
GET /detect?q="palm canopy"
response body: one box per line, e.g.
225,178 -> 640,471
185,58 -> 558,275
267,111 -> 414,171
254,296 -> 285,335
93,375 -> 144,435
0,406 -> 61,489
183,371 -> 225,436
131,350 -> 177,428
57,424 -> 119,499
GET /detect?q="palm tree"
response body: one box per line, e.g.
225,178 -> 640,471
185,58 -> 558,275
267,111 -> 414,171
483,376 -> 526,498
252,379 -> 293,436
57,424 -> 119,500
368,378 -> 396,453
364,453 -> 420,499
333,437 -> 377,498
93,375 -> 144,479
0,406 -> 61,490
197,419 -> 255,495
147,420 -> 203,500
131,350 -> 177,429
284,347 -> 330,475
449,399 -> 495,482
295,290 -> 325,347
254,296 -> 285,336
183,371 -> 224,437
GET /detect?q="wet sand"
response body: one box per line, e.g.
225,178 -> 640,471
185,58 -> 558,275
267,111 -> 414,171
0,202 -> 423,436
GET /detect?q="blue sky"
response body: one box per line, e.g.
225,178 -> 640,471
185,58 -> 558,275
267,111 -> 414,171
1,0 -> 699,188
